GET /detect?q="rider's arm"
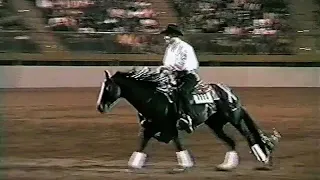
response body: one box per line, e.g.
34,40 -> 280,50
162,44 -> 188,71
184,45 -> 199,71
158,46 -> 174,72
162,47 -> 174,68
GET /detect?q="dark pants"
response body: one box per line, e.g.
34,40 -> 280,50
177,72 -> 198,120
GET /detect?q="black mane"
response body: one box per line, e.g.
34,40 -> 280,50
113,67 -> 168,87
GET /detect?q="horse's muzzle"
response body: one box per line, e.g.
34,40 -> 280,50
97,104 -> 105,113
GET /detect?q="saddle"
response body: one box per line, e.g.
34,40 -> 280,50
157,79 -> 213,104
128,67 -> 214,103
192,81 -> 213,95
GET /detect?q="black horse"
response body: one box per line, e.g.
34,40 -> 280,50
96,67 -> 281,171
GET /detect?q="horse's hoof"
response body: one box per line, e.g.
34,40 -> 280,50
125,168 -> 134,173
215,165 -> 235,171
254,165 -> 273,171
126,167 -> 147,174
167,167 -> 190,174
254,156 -> 274,171
216,151 -> 239,171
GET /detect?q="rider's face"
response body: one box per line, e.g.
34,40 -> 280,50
163,35 -> 171,44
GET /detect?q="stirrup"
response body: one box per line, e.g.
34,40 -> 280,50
178,116 -> 193,133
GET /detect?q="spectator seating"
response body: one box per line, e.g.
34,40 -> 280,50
0,0 -> 40,52
313,0 -> 320,51
0,0 -> 295,54
314,0 -> 320,26
35,0 -> 160,33
172,0 -> 291,33
31,0 -> 161,53
172,0 -> 294,54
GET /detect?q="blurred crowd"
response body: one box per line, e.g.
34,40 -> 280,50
170,0 -> 293,54
0,0 -> 27,30
314,0 -> 320,26
0,0 -> 41,52
0,0 -> 295,54
172,0 -> 291,34
33,0 -> 161,52
37,0 -> 160,33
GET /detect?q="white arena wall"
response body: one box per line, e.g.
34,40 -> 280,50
0,66 -> 319,88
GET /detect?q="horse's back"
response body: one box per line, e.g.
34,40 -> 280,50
210,83 -> 241,109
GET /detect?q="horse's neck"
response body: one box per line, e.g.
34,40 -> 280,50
116,77 -> 156,112
115,75 -> 175,120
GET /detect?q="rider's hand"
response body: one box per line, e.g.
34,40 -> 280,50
157,66 -> 173,73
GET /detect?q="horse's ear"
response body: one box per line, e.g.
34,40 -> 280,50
104,70 -> 111,80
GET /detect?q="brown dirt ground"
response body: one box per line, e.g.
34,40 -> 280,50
1,88 -> 319,180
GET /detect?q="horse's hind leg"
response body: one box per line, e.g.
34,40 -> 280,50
231,107 -> 276,165
241,108 -> 281,164
205,115 -> 239,170
206,117 -> 236,151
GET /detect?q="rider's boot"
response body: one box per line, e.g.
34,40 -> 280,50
177,114 -> 194,134
138,113 -> 147,128
176,86 -> 195,134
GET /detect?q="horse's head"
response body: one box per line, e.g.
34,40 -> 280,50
96,67 -> 174,113
96,70 -> 121,113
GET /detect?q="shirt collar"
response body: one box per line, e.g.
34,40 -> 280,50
167,37 -> 182,48
170,37 -> 181,44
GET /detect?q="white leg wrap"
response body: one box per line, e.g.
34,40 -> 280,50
128,151 -> 147,169
251,144 -> 268,163
217,151 -> 239,170
176,150 -> 194,168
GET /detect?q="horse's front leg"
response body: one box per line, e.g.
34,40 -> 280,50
128,127 -> 152,169
172,135 -> 194,169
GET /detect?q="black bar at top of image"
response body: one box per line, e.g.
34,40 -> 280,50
0,60 -> 319,67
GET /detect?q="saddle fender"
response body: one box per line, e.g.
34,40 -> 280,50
190,82 -> 218,105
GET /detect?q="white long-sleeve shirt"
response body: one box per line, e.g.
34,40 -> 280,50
162,37 -> 199,72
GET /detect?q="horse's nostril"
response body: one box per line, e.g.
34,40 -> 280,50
97,104 -> 105,113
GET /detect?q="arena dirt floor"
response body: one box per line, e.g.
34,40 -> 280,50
2,88 -> 319,180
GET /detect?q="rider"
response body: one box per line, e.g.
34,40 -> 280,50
158,24 -> 200,133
